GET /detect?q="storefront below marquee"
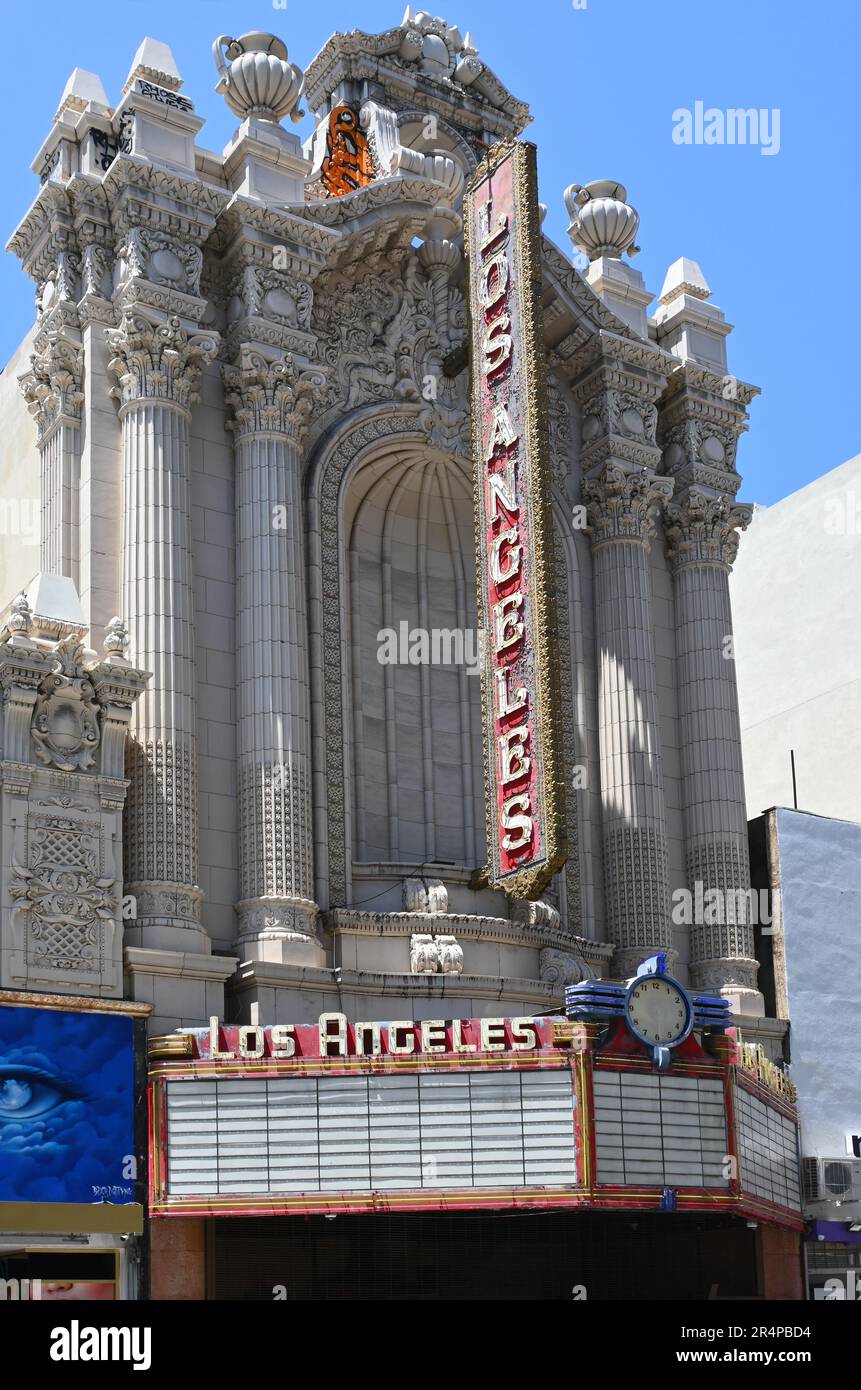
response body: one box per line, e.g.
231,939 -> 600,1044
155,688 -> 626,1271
151,1210 -> 802,1302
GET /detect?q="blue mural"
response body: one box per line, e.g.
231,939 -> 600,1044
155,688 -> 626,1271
0,1006 -> 136,1205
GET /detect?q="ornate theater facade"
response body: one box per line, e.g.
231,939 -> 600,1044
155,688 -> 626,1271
0,13 -> 802,1299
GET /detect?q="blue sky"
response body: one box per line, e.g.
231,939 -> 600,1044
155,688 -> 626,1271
1,0 -> 856,505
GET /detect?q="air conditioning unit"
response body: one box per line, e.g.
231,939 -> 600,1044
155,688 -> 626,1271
803,1157 -> 861,1202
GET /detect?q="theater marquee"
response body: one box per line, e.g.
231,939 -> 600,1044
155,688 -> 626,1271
465,140 -> 566,899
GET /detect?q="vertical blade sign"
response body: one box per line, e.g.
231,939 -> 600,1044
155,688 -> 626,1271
464,140 -> 567,900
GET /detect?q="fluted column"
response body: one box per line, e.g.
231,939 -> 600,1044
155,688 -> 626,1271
107,311 -> 218,951
584,464 -> 675,975
665,492 -> 763,1011
19,329 -> 84,585
223,348 -> 326,964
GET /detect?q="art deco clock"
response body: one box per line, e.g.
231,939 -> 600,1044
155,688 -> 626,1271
624,970 -> 693,1070
564,952 -> 732,1070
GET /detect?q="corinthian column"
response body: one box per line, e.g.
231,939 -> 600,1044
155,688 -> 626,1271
658,358 -> 764,1014
19,329 -> 84,584
665,492 -> 763,1013
584,464 -> 674,975
223,348 -> 326,965
106,311 -> 218,951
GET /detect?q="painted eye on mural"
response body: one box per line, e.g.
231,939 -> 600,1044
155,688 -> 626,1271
0,1066 -> 83,1120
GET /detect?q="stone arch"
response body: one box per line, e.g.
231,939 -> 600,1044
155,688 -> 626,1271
395,109 -> 478,177
305,403 -> 477,909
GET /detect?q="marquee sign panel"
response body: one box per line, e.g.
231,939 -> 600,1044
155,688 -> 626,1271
163,1069 -> 578,1199
464,139 -> 567,899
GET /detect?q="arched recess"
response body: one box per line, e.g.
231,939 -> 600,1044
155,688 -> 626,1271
305,405 -> 483,911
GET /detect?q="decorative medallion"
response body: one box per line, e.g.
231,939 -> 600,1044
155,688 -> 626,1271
31,634 -> 100,772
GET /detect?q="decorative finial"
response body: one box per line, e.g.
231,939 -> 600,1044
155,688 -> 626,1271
658,257 -> 712,306
564,180 -> 640,262
213,32 -> 304,124
104,615 -> 131,661
8,592 -> 33,639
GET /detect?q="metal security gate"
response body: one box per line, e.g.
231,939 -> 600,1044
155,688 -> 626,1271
209,1211 -> 759,1301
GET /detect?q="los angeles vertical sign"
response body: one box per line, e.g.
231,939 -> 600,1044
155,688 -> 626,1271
465,140 -> 567,899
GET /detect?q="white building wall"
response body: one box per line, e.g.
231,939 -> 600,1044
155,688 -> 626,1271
731,455 -> 861,824
775,807 -> 861,1159
0,325 -> 40,601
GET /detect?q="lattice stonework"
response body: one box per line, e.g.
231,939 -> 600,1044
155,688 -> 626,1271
238,762 -> 314,902
124,738 -> 198,885
10,808 -> 114,982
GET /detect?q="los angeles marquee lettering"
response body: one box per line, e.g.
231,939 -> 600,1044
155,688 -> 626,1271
466,141 -> 567,897
203,1014 -> 540,1061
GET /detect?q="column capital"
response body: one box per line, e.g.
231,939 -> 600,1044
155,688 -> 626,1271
223,347 -> 327,445
19,329 -> 83,441
583,464 -> 674,550
106,310 -> 219,413
665,490 -> 753,574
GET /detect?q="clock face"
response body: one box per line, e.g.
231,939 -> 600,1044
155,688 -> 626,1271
625,978 -> 690,1046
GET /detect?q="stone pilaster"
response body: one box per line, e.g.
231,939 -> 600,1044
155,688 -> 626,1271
659,362 -> 764,1014
106,310 -> 218,951
19,328 -> 84,585
584,464 -> 675,976
223,347 -> 327,965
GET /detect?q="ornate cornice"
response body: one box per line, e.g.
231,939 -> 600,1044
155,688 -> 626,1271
541,241 -> 656,354
106,311 -> 219,413
329,908 -> 612,961
19,331 -> 84,441
664,491 -> 753,574
583,464 -> 674,550
223,348 -> 328,445
303,22 -> 529,141
101,154 -> 229,219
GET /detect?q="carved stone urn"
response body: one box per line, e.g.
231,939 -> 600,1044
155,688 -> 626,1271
213,32 -> 304,124
564,180 -> 640,261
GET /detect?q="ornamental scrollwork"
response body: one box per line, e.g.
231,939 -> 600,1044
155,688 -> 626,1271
311,249 -> 467,419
